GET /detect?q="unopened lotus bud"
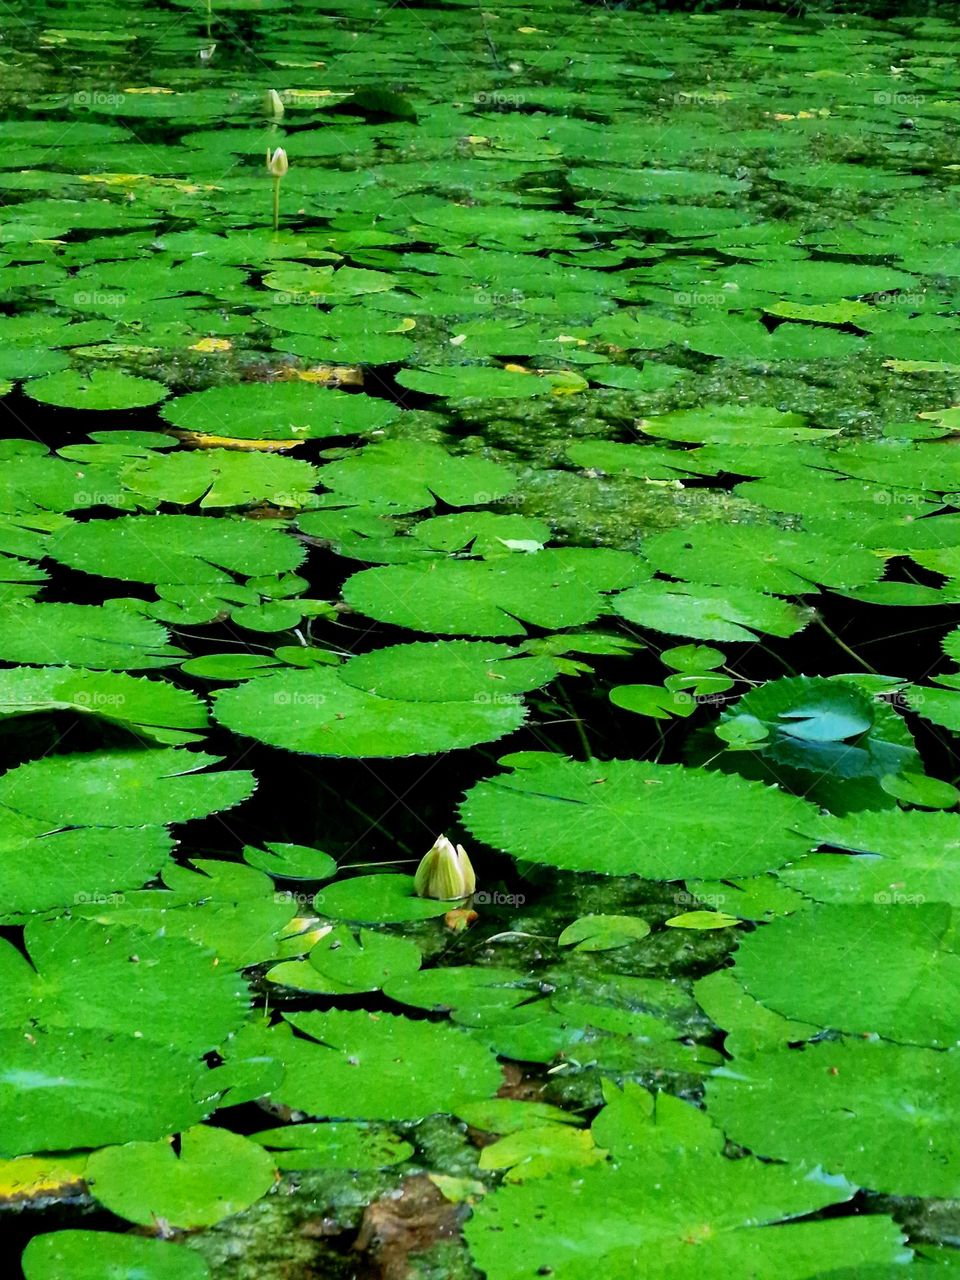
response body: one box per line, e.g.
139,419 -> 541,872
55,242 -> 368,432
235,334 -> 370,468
266,146 -> 288,177
264,89 -> 285,119
414,835 -> 476,901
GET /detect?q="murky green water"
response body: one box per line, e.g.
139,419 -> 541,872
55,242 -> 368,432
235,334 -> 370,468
2,1 -> 960,1276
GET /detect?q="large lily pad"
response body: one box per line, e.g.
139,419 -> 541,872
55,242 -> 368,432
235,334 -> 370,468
0,667 -> 208,744
460,756 -> 816,878
344,549 -> 648,636
732,903 -> 960,1047
0,748 -> 255,827
0,915 -> 249,1052
781,809 -> 960,906
161,383 -> 397,442
0,1028 -> 212,1158
24,368 -> 168,410
48,515 -> 305,585
237,1012 -> 501,1121
613,581 -> 809,643
0,823 -> 173,921
0,602 -> 183,669
212,646 -> 532,757
707,1033 -> 960,1199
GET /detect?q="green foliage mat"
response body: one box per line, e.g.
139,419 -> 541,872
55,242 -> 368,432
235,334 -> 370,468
4,0 -> 960,1272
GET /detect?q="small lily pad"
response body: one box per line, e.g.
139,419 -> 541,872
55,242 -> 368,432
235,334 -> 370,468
24,367 -> 168,410
315,874 -> 453,924
558,914 -> 652,952
243,842 -> 338,880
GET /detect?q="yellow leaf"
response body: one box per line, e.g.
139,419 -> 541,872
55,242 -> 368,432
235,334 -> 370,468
171,431 -> 305,453
188,337 -> 232,353
0,1154 -> 87,1205
281,364 -> 363,387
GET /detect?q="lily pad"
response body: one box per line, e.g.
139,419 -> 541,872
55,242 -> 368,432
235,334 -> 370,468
314,440 -> 516,512
161,383 -> 397,442
23,367 -> 168,410
0,602 -> 183,669
212,656 -> 528,758
613,581 -> 809,643
48,515 -> 305,585
558,914 -> 652,952
345,549 -> 648,636
86,1125 -> 275,1228
22,1232 -> 209,1280
732,903 -> 960,1047
0,667 -> 208,744
0,1028 -> 214,1158
249,1122 -> 413,1171
460,756 -> 816,878
254,1011 -> 501,1121
314,874 -> 452,924
0,748 -> 255,828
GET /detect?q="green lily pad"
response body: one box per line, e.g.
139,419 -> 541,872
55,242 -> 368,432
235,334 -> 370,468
466,1081 -> 903,1279
249,1122 -> 413,1171
345,549 -> 648,637
643,525 -> 882,595
254,1011 -> 501,1121
698,677 -> 922,812
558,914 -> 652,952
733,903 -> 960,1047
0,667 -> 208,744
0,748 -> 255,827
22,1232 -> 209,1280
460,756 -> 816,878
0,1028 -> 214,1158
161,383 -> 397,442
212,655 -> 528,758
243,841 -> 338,880
48,515 -> 305,585
23,367 -> 168,410
314,440 -> 516,512
70,859 -> 299,969
705,981 -> 960,1198
314,874 -> 452,924
613,581 -> 809,643
781,809 -> 960,906
86,1125 -> 275,1228
0,602 -> 184,669
0,824 -> 174,922
119,449 -> 320,509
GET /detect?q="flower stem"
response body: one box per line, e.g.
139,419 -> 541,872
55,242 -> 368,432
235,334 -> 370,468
272,177 -> 280,231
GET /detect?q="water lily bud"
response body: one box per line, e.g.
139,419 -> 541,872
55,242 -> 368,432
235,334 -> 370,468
414,835 -> 476,900
264,89 -> 285,120
266,147 -> 289,177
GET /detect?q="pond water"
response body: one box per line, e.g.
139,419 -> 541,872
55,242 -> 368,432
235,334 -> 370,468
2,0 -> 960,1276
